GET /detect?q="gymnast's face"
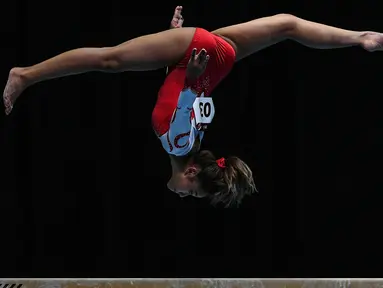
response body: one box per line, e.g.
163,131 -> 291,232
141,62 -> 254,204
167,167 -> 206,198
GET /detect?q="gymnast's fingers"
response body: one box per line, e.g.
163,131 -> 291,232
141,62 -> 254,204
177,16 -> 184,27
204,55 -> 210,64
197,49 -> 207,64
175,6 -> 183,16
202,55 -> 210,69
190,48 -> 197,61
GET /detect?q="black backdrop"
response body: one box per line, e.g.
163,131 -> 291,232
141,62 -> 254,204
1,0 -> 382,278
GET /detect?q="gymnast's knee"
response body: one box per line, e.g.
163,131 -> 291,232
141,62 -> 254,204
97,47 -> 126,73
271,13 -> 298,37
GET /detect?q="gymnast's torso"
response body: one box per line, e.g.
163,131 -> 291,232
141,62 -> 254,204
151,27 -> 236,156
157,90 -> 213,156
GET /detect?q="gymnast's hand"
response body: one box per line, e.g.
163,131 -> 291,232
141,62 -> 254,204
186,48 -> 210,83
360,32 -> 383,52
170,6 -> 184,29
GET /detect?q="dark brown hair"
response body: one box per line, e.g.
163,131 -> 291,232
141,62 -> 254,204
192,150 -> 257,207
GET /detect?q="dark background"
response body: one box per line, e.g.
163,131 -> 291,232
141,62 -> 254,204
0,0 -> 382,278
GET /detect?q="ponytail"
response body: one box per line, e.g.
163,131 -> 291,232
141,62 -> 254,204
193,150 -> 257,207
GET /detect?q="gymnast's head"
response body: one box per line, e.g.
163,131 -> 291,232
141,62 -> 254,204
167,150 -> 257,207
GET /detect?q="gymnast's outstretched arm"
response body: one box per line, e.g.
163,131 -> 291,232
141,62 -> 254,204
166,6 -> 184,75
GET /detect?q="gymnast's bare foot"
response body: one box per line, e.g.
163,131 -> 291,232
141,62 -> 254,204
360,32 -> 383,52
3,67 -> 28,115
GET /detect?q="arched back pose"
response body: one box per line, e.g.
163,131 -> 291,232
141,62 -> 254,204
4,7 -> 383,206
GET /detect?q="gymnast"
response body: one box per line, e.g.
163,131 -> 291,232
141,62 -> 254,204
3,6 -> 383,206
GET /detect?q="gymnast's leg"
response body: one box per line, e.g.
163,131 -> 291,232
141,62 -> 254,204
3,27 -> 196,115
212,14 -> 383,61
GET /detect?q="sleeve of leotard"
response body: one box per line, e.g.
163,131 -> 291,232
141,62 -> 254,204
167,88 -> 198,156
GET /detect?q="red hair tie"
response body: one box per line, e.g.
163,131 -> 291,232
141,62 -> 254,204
216,157 -> 226,168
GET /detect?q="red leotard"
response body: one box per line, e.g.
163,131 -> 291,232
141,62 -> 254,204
152,28 -> 236,156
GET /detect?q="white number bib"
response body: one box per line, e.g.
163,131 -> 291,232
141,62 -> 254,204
193,95 -> 215,130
